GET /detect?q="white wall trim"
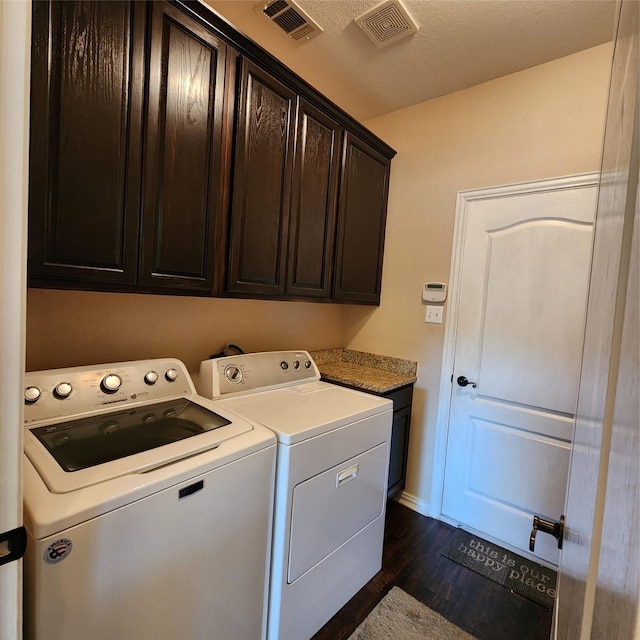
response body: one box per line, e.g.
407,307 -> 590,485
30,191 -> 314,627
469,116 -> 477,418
428,172 -> 601,522
395,491 -> 430,518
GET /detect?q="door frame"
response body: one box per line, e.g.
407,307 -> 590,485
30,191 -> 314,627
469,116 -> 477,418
429,172 -> 600,521
0,1 -> 30,638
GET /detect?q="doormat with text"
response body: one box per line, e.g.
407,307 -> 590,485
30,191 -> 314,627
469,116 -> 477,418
442,528 -> 557,609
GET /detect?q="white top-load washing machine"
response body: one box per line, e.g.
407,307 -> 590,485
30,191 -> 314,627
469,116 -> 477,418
198,350 -> 393,640
23,358 -> 276,640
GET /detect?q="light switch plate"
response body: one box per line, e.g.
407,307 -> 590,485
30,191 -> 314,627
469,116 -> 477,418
425,305 -> 443,324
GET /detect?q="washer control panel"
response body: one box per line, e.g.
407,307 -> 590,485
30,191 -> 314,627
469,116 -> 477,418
198,351 -> 320,399
24,358 -> 194,425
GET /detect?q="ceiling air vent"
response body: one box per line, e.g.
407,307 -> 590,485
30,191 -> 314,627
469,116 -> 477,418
258,0 -> 323,44
355,0 -> 418,49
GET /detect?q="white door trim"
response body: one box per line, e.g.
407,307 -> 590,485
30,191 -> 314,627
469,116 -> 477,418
0,1 -> 30,638
429,172 -> 601,520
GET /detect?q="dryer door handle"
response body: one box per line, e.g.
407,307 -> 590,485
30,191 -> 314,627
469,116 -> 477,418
336,464 -> 359,488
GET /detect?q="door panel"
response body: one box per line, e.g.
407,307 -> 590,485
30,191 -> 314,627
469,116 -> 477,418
479,220 -> 593,413
555,0 -> 639,634
466,418 -> 570,516
0,1 -> 29,633
29,0 -> 145,284
286,100 -> 341,298
227,59 -> 296,295
333,133 -> 390,304
442,179 -> 597,565
140,2 -> 228,291
288,443 -> 387,583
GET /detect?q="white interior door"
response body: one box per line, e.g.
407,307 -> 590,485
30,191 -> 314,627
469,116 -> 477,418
441,175 -> 598,565
555,0 -> 639,635
0,2 -> 30,639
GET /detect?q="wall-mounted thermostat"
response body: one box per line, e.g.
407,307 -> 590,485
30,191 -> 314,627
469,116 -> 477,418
422,282 -> 447,303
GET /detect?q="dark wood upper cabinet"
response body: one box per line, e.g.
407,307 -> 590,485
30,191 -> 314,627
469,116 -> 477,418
286,100 -> 341,299
28,0 -> 395,303
333,133 -> 391,304
29,0 -> 146,285
227,65 -> 342,300
227,59 -> 296,296
139,2 -> 232,292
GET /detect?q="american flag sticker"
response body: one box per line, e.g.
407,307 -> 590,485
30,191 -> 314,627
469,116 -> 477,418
44,538 -> 73,564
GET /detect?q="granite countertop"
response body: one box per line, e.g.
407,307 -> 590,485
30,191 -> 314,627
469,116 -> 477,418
310,348 -> 417,395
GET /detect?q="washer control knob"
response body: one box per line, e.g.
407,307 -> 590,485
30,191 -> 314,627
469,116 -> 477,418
224,365 -> 243,383
304,360 -> 312,369
53,382 -> 72,399
293,360 -> 300,370
280,361 -> 289,371
24,386 -> 41,404
100,373 -> 122,394
144,371 -> 159,385
165,368 -> 179,382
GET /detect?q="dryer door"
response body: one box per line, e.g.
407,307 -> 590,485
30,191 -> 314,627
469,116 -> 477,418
287,441 -> 388,583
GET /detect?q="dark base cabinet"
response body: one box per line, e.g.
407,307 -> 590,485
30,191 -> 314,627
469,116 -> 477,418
384,385 -> 413,499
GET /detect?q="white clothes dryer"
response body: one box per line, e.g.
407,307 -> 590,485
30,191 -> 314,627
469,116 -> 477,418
198,351 -> 393,640
23,358 -> 276,640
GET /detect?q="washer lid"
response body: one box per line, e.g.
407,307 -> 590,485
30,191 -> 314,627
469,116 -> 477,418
218,381 -> 392,445
25,396 -> 255,493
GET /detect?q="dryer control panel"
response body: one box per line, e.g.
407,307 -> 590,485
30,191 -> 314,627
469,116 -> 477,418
198,351 -> 320,399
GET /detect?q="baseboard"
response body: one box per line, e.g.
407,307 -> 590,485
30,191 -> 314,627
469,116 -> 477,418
394,491 -> 430,517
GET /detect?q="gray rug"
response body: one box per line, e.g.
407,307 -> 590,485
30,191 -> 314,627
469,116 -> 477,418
348,587 -> 477,640
442,528 -> 557,609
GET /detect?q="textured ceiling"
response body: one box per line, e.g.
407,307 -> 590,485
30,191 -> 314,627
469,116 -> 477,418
205,0 -> 616,122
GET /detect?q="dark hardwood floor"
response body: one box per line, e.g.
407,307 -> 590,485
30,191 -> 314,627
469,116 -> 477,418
312,500 -> 553,640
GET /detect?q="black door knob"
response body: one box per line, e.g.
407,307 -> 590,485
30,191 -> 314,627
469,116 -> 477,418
457,376 -> 477,388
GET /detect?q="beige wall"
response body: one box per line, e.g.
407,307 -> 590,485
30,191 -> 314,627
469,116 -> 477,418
26,289 -> 346,379
345,43 -> 613,512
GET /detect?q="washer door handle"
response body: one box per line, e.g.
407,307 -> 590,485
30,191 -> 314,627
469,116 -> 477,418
336,463 -> 359,488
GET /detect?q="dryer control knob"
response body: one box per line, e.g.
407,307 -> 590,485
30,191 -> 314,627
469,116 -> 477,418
144,371 -> 159,385
54,382 -> 72,399
165,368 -> 179,382
24,386 -> 41,404
101,374 -> 122,394
224,365 -> 243,383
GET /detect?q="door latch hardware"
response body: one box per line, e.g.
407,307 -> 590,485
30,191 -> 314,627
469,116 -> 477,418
456,376 -> 477,388
529,514 -> 565,552
0,526 -> 27,566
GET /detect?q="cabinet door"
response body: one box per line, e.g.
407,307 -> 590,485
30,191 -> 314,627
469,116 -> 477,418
286,101 -> 341,299
227,60 -> 296,296
139,2 -> 232,292
388,405 -> 411,498
333,133 -> 391,304
29,0 -> 145,285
